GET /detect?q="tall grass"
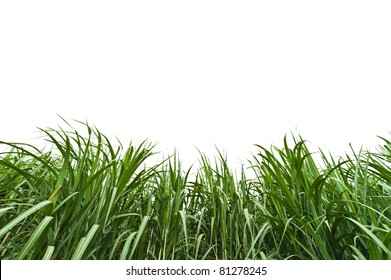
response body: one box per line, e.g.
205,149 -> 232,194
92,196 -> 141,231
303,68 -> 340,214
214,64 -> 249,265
0,120 -> 390,259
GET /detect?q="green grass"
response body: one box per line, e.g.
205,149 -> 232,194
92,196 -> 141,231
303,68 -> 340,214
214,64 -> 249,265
0,119 -> 390,260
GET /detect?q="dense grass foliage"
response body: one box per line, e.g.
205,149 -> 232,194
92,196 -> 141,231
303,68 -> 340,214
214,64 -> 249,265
0,121 -> 390,260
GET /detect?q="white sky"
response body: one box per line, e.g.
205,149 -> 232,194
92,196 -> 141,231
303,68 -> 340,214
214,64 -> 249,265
1,1 -> 391,170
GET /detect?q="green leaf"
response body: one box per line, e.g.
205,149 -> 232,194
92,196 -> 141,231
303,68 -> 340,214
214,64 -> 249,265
0,200 -> 52,238
129,216 -> 149,259
71,224 -> 100,260
42,245 -> 55,260
17,216 -> 53,260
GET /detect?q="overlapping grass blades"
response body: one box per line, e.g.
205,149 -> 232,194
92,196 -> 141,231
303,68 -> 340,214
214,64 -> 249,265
0,121 -> 155,259
0,120 -> 389,259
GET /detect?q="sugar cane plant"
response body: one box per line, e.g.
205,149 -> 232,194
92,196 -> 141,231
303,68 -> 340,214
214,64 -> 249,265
0,119 -> 390,259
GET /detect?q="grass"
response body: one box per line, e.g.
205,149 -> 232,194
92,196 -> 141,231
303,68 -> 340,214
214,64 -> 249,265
0,119 -> 390,260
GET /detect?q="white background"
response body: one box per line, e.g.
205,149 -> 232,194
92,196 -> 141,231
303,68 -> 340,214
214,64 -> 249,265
1,1 -> 391,170
2,260 -> 391,280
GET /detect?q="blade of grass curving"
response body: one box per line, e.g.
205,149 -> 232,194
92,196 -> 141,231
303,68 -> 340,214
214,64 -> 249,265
179,210 -> 189,256
129,216 -> 150,259
245,222 -> 271,259
202,245 -> 217,260
71,224 -> 100,260
52,192 -> 79,213
17,216 -> 53,259
195,233 -> 204,260
0,159 -> 37,189
103,187 -> 118,228
109,231 -> 128,260
0,200 -> 52,238
349,245 -> 367,260
42,245 -> 55,260
0,141 -> 57,175
84,162 -> 115,189
0,207 -> 14,217
120,232 -> 137,260
347,218 -> 391,258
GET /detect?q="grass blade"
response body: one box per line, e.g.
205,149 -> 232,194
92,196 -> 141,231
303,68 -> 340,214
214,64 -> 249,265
17,216 -> 53,259
0,200 -> 52,238
71,224 -> 100,260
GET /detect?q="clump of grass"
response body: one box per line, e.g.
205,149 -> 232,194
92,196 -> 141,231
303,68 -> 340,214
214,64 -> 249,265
0,120 -> 389,259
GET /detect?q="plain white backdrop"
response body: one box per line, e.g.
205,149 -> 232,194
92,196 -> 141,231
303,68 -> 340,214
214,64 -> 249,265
1,1 -> 391,169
